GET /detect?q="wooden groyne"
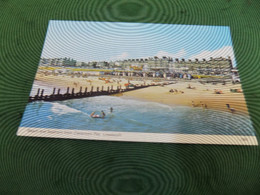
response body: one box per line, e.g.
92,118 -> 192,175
28,84 -> 162,103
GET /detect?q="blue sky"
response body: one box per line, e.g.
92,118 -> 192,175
41,20 -> 236,66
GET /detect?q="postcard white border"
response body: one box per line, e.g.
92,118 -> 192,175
17,127 -> 258,145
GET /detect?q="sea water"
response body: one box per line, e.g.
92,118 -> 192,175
20,95 -> 255,136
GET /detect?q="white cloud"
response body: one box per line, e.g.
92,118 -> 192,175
155,49 -> 186,59
189,46 -> 236,66
110,52 -> 129,61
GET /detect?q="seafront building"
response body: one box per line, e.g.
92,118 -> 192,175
40,56 -> 233,76
40,57 -> 77,67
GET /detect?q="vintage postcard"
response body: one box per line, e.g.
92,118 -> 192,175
17,20 -> 257,145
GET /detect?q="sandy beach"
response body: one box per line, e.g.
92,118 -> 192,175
34,73 -> 249,114
35,73 -> 136,92
123,82 -> 249,114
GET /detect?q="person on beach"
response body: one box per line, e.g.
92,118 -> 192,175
226,104 -> 235,113
214,89 -> 223,94
187,84 -> 195,89
110,107 -> 113,113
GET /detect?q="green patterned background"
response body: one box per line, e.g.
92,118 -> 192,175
1,0 -> 260,194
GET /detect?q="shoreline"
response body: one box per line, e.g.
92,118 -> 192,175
33,73 -> 250,115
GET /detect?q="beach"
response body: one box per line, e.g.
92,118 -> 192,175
19,72 -> 256,142
35,74 -> 126,91
123,82 -> 248,114
35,73 -> 153,92
34,73 -> 249,114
